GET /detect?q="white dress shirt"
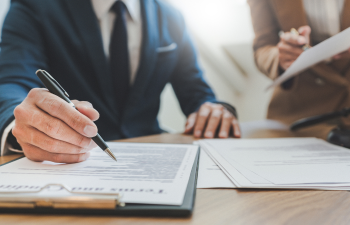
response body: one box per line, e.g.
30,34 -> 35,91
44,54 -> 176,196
303,0 -> 345,44
91,0 -> 142,84
0,0 -> 142,156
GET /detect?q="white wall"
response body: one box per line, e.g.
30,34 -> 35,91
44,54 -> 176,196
0,0 -> 10,38
159,0 -> 273,132
0,0 -> 273,133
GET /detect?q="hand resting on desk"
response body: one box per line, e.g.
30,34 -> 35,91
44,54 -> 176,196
12,88 -> 99,163
184,102 -> 241,139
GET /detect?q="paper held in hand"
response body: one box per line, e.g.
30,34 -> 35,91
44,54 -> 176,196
198,138 -> 350,190
268,27 -> 350,89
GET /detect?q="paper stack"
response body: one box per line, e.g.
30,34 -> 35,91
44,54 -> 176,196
198,138 -> 350,190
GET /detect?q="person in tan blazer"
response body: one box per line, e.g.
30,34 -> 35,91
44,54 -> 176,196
247,0 -> 350,126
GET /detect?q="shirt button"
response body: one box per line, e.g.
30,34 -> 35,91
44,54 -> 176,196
315,78 -> 325,86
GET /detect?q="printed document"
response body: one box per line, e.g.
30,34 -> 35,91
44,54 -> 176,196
0,142 -> 198,205
199,138 -> 350,190
197,150 -> 235,188
268,27 -> 350,89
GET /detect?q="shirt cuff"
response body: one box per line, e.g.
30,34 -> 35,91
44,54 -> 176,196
0,120 -> 23,156
215,102 -> 238,119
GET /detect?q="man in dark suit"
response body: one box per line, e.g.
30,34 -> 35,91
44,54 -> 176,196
0,0 -> 240,163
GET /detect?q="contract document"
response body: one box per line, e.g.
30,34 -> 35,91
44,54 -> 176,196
268,27 -> 350,89
198,138 -> 350,190
0,142 -> 198,205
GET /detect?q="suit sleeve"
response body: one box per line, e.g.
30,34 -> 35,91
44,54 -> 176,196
169,14 -> 237,118
0,0 -> 47,149
247,0 -> 281,80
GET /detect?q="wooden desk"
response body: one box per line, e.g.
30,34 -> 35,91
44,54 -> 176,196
1,120 -> 350,225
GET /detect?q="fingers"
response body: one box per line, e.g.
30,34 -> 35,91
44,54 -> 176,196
232,117 -> 241,138
72,100 -> 100,121
193,103 -> 212,138
333,54 -> 342,60
278,26 -> 310,70
277,41 -> 304,57
281,61 -> 294,71
204,106 -> 224,138
13,124 -> 96,155
191,103 -> 241,139
184,113 -> 197,134
218,109 -> 233,138
28,89 -> 97,137
278,38 -> 304,70
20,142 -> 90,164
332,51 -> 350,60
279,52 -> 298,62
13,88 -> 99,163
280,32 -> 307,46
14,104 -> 93,149
298,25 -> 311,44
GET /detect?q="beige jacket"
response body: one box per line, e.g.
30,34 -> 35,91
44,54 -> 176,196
248,0 -> 350,125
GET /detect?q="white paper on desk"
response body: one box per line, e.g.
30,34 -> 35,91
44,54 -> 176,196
268,27 -> 350,89
199,138 -> 350,190
196,149 -> 235,188
199,141 -> 267,188
0,142 -> 198,205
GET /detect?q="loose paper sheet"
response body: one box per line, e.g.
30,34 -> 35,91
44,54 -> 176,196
199,138 -> 350,190
197,149 -> 235,188
0,142 -> 198,205
268,27 -> 350,89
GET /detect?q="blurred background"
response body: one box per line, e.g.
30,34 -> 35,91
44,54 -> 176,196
0,0 -> 273,132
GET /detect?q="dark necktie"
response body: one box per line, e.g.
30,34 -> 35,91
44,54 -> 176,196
110,1 -> 130,110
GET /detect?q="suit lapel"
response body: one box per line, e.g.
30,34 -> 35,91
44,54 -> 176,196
269,0 -> 308,32
65,0 -> 117,114
124,0 -> 159,108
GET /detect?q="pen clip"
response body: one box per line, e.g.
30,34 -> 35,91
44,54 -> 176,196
41,70 -> 70,98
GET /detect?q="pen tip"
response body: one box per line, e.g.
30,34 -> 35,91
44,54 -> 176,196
105,148 -> 117,162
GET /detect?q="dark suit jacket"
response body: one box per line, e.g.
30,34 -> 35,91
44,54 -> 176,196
0,0 -> 230,145
248,0 -> 350,125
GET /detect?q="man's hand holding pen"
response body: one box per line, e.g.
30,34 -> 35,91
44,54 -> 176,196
12,88 -> 99,163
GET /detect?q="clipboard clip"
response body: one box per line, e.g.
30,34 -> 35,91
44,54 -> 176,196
0,184 -> 125,209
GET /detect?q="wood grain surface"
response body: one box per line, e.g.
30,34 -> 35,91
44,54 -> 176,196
1,120 -> 349,225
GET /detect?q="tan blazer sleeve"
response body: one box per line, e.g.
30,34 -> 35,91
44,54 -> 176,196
247,0 -> 281,80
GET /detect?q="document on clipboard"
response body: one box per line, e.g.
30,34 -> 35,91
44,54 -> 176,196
0,142 -> 199,215
268,27 -> 350,89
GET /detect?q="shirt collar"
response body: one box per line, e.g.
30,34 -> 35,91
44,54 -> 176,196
91,0 -> 140,22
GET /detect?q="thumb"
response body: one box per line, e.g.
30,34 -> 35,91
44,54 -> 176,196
298,25 -> 311,44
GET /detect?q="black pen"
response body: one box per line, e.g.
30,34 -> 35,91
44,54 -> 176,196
35,69 -> 117,162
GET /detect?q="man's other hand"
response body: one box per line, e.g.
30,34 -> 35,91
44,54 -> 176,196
278,26 -> 311,71
332,47 -> 350,60
12,88 -> 100,163
184,102 -> 241,138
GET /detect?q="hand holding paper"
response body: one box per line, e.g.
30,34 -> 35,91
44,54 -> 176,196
278,26 -> 311,71
268,27 -> 350,89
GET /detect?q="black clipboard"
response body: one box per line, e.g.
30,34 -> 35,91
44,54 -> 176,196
0,149 -> 200,217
